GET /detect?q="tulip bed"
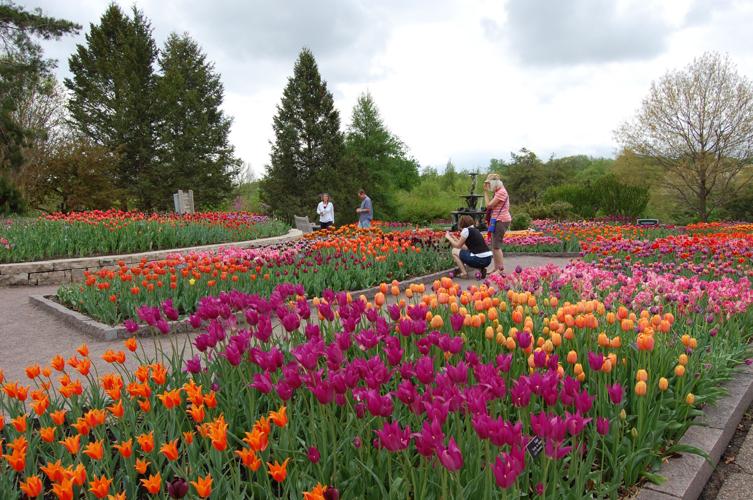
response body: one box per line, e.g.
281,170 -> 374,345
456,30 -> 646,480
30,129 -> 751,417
0,210 -> 289,263
2,219 -> 753,498
57,226 -> 453,325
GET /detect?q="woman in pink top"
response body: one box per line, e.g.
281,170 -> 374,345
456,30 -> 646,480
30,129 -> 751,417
483,173 -> 511,275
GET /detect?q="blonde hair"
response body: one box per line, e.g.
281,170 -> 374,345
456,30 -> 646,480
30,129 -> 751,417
487,178 -> 504,192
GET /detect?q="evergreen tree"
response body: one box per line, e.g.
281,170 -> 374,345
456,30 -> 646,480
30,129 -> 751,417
1,1 -> 79,173
155,33 -> 239,210
65,4 -> 158,209
260,48 -> 352,222
345,92 -> 419,218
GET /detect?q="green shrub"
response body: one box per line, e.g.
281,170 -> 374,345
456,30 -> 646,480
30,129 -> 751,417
541,184 -> 599,218
511,211 -> 531,230
593,174 -> 649,218
524,201 -> 576,220
0,177 -> 25,215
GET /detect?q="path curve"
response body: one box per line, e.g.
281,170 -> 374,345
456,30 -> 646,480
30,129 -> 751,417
0,255 -> 573,385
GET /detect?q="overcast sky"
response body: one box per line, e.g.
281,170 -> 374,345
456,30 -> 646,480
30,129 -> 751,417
28,0 -> 753,176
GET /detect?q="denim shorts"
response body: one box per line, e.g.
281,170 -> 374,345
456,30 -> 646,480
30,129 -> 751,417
459,249 -> 492,269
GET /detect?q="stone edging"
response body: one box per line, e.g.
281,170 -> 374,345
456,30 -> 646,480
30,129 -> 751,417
635,362 -> 753,499
1,228 -> 303,287
29,295 -> 194,341
29,268 -> 456,341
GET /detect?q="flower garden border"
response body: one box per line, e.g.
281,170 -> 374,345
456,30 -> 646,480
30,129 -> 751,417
0,228 -> 303,287
634,361 -> 753,499
28,267 -> 456,342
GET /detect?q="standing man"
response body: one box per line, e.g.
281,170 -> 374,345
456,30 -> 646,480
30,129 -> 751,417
356,189 -> 373,229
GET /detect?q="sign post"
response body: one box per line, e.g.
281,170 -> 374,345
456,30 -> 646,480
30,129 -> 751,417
173,190 -> 195,214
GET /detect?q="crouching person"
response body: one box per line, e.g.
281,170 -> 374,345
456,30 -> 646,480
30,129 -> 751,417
444,215 -> 492,279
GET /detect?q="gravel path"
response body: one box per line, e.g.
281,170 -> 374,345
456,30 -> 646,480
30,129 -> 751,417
0,255 -> 573,386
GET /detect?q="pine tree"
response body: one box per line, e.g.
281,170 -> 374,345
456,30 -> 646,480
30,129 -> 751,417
1,1 -> 79,173
155,33 -> 239,210
260,48 -> 351,222
65,4 -> 158,209
345,92 -> 419,218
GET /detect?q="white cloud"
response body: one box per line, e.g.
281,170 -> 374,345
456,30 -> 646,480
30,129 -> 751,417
24,0 -> 753,177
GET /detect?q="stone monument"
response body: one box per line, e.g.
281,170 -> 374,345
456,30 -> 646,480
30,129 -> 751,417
173,190 -> 195,214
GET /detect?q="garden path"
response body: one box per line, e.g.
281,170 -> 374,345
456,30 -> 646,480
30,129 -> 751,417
0,255 -> 572,386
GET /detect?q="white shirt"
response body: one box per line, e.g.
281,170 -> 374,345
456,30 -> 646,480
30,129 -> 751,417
316,201 -> 334,223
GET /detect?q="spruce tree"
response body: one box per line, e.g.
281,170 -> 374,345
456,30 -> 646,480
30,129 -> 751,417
1,1 -> 79,173
345,92 -> 419,218
260,48 -> 353,222
65,4 -> 158,209
155,33 -> 239,210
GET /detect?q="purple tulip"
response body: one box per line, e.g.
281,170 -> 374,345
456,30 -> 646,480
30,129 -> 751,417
437,437 -> 463,471
596,417 -> 610,435
124,319 -> 139,333
307,446 -> 321,464
374,421 -> 411,452
607,383 -> 624,405
167,477 -> 189,498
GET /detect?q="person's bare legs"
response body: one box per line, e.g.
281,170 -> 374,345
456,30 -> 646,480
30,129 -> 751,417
451,248 -> 468,277
491,248 -> 504,275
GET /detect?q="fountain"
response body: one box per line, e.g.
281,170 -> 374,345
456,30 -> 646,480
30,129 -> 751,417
450,172 -> 487,231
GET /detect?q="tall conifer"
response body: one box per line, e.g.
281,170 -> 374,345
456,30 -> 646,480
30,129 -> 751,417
65,4 -> 157,208
261,48 -> 354,221
155,33 -> 239,209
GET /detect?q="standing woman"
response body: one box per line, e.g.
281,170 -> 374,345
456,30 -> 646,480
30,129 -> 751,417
484,174 -> 511,275
317,193 -> 335,229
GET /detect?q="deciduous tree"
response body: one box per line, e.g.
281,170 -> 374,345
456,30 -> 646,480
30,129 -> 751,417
616,52 -> 753,221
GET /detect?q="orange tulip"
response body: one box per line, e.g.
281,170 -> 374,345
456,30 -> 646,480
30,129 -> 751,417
39,426 -> 56,443
89,474 -> 112,499
51,479 -> 74,500
19,475 -> 43,498
108,400 -> 124,418
303,483 -> 328,500
51,355 -> 66,371
235,447 -> 262,471
84,440 -> 105,460
269,406 -> 288,428
50,409 -> 67,426
124,337 -> 138,352
113,439 -> 133,458
59,434 -> 80,455
635,380 -> 647,396
40,459 -> 66,483
137,431 -> 155,453
140,472 -> 162,495
135,458 -> 150,475
11,413 -> 27,432
190,474 -> 213,498
267,458 -> 290,483
25,364 -> 41,379
243,428 -> 269,452
160,439 -> 180,461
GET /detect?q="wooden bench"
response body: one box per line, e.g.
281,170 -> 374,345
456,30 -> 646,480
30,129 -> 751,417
294,215 -> 319,234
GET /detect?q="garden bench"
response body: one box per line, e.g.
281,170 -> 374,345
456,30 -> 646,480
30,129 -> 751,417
294,215 -> 319,234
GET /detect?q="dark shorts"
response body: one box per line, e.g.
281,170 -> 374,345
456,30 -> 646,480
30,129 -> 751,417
319,221 -> 333,230
459,249 -> 492,269
491,221 -> 510,249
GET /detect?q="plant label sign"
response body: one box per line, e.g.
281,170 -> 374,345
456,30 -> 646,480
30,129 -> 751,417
526,435 -> 544,459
